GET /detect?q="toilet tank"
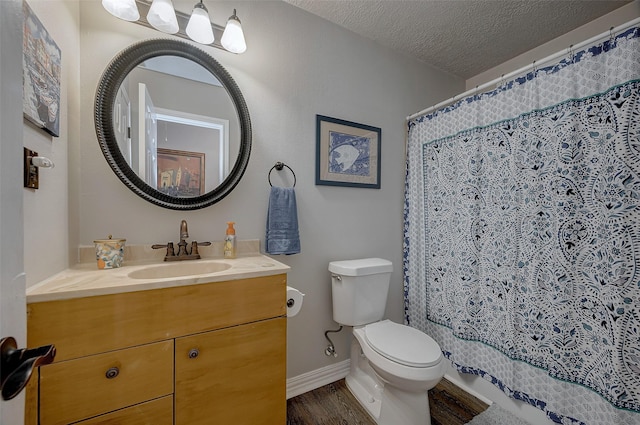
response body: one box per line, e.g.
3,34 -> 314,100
329,258 -> 393,326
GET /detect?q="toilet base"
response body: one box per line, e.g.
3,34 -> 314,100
345,368 -> 382,420
345,338 -> 434,425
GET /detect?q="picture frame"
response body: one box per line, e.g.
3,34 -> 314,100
157,148 -> 205,198
316,115 -> 381,188
23,0 -> 61,137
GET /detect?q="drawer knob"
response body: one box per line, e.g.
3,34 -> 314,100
105,367 -> 119,379
188,348 -> 199,359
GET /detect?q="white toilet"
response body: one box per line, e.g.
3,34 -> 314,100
329,258 -> 446,425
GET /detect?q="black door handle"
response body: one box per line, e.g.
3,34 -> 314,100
0,336 -> 56,400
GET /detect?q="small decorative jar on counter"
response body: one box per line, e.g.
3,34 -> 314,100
93,235 -> 126,269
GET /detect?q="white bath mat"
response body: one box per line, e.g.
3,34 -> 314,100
466,404 -> 532,425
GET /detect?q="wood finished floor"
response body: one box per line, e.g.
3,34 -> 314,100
287,378 -> 489,425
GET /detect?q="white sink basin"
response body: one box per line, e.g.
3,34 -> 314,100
128,261 -> 232,279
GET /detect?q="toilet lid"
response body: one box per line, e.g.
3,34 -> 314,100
364,320 -> 442,368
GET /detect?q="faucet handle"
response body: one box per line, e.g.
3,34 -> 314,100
191,241 -> 211,256
191,241 -> 211,257
152,242 -> 175,258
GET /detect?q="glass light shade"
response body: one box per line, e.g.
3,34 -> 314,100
221,12 -> 246,54
186,4 -> 215,45
102,0 -> 139,21
147,0 -> 179,34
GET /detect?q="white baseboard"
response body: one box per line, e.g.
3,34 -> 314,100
287,360 -> 351,399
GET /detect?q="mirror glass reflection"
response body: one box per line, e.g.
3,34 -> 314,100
113,55 -> 240,197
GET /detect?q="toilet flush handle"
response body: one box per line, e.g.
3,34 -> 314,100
331,274 -> 342,281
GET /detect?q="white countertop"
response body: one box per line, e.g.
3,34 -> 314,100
27,250 -> 290,303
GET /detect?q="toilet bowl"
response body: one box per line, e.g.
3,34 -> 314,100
355,320 -> 445,392
346,321 -> 445,425
329,259 -> 446,425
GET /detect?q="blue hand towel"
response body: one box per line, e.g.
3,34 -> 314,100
266,186 -> 301,255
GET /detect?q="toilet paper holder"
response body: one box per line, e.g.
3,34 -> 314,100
286,286 -> 304,318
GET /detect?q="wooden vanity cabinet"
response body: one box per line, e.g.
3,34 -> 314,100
26,274 -> 287,425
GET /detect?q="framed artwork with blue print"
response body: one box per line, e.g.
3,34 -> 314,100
315,115 -> 381,188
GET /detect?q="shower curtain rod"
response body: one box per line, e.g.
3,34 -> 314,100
407,16 -> 640,121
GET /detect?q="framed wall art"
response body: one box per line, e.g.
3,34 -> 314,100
157,148 -> 205,197
315,115 -> 381,188
23,0 -> 61,137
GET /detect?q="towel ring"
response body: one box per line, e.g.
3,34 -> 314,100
268,162 -> 296,187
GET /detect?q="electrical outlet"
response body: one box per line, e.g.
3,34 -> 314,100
24,147 -> 39,189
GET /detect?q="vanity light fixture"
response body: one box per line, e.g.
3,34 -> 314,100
186,0 -> 215,45
102,0 -> 140,21
221,9 -> 246,54
146,0 -> 179,34
101,0 -> 247,53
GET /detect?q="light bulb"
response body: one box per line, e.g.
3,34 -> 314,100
147,0 -> 179,34
186,1 -> 214,45
102,0 -> 139,21
221,9 -> 246,54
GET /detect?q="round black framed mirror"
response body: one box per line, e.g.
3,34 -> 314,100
94,39 -> 251,210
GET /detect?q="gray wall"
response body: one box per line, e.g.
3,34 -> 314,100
74,0 -> 462,378
23,0 -> 78,289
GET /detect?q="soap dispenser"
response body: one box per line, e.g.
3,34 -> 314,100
224,222 -> 237,259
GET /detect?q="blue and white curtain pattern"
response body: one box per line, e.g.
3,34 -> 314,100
404,26 -> 640,424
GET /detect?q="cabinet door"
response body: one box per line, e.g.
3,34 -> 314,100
175,318 -> 286,425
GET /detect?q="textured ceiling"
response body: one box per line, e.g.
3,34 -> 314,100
283,0 -> 632,79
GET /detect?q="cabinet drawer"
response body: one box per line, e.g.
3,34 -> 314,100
28,274 -> 286,361
39,340 -> 173,425
74,396 -> 173,425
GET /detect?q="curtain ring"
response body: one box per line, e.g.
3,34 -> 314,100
609,26 -> 616,45
268,162 -> 296,187
568,44 -> 575,63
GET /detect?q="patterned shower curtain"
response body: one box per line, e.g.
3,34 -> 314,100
404,26 -> 640,425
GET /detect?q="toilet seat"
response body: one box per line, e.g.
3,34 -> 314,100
364,320 -> 441,368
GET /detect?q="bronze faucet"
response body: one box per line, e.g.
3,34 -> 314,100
180,219 -> 189,240
152,220 -> 211,261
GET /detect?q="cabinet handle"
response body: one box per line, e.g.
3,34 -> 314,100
105,367 -> 119,379
188,348 -> 199,359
